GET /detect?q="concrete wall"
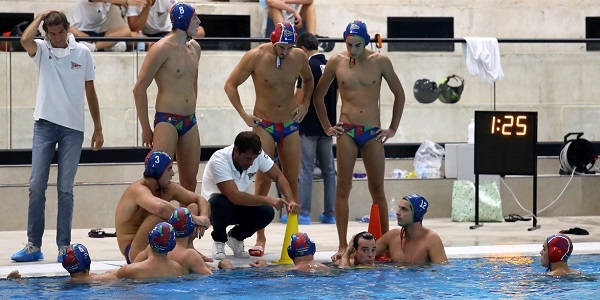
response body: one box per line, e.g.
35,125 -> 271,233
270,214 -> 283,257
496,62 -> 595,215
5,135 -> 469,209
1,158 -> 597,231
1,1 -> 600,149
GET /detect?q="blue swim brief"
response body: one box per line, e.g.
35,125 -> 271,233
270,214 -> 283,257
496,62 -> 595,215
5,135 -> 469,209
340,122 -> 380,148
154,112 -> 197,136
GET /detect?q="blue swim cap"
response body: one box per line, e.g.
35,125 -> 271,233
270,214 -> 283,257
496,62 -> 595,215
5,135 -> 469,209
403,194 -> 429,222
143,151 -> 172,180
168,207 -> 195,238
343,20 -> 370,46
270,22 -> 297,45
148,222 -> 176,254
170,3 -> 196,32
287,232 -> 316,260
61,243 -> 91,274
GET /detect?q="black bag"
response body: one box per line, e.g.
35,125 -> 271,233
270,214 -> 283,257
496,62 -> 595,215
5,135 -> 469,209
11,21 -> 41,52
559,132 -> 597,175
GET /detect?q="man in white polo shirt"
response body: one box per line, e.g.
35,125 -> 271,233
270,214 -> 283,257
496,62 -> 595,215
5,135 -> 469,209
11,10 -> 104,263
201,131 -> 299,260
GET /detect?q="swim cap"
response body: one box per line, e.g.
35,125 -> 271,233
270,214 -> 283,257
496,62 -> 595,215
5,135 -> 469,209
143,151 -> 172,180
403,194 -> 429,222
170,3 -> 196,32
148,222 -> 176,254
343,20 -> 370,46
270,22 -> 297,45
547,234 -> 573,263
168,207 -> 195,238
287,232 -> 316,260
61,243 -> 91,274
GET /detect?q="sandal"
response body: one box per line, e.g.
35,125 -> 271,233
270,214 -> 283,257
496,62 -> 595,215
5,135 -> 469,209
88,228 -> 117,238
503,214 -> 531,222
249,245 -> 264,257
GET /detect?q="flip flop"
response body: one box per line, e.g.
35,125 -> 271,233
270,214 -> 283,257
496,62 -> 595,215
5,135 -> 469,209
249,245 -> 264,257
503,214 -> 531,222
88,228 -> 117,238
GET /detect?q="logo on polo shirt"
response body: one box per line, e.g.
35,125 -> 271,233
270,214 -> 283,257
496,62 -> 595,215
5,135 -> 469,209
71,61 -> 82,69
248,172 -> 256,180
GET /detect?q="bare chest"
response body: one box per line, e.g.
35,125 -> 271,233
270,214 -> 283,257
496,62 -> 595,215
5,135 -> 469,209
390,237 -> 429,264
336,64 -> 381,88
254,59 -> 301,86
160,49 -> 199,79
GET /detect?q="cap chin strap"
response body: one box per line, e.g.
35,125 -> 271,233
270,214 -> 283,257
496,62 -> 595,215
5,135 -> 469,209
273,45 -> 282,68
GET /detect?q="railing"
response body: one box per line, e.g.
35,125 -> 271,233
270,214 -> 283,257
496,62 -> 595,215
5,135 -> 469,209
1,36 -> 600,151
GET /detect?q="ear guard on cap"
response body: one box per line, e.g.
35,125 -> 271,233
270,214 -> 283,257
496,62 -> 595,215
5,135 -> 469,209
270,22 -> 297,45
143,151 -> 172,180
170,3 -> 196,33
148,222 -> 176,254
62,243 -> 92,274
547,234 -> 573,264
287,232 -> 316,260
438,75 -> 464,104
343,20 -> 370,46
413,78 -> 440,104
168,207 -> 196,238
403,194 -> 429,223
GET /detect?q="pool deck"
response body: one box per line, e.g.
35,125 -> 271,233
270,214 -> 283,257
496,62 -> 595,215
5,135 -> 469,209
1,216 -> 598,278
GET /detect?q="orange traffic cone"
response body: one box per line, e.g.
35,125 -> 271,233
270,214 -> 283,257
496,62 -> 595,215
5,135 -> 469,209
367,204 -> 391,262
273,213 -> 298,265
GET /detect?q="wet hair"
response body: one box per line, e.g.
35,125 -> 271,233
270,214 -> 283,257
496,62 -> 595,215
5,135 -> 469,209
296,32 -> 319,51
352,231 -> 375,249
42,11 -> 70,33
234,131 -> 262,155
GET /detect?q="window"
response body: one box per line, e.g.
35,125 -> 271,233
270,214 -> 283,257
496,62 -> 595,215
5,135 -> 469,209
197,14 -> 250,51
387,17 -> 454,52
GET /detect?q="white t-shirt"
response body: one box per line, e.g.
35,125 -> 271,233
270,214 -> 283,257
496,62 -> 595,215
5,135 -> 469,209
32,33 -> 95,132
68,0 -> 112,33
201,145 -> 274,200
127,0 -> 176,35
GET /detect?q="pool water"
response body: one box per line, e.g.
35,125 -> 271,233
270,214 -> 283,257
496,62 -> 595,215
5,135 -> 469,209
1,255 -> 597,299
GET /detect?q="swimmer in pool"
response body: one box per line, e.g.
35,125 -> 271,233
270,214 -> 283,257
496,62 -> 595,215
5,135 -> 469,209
540,234 -> 580,276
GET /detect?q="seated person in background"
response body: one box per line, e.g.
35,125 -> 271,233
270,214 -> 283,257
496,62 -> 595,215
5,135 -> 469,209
115,151 -> 211,265
116,222 -> 183,279
260,0 -> 331,51
336,231 -> 376,268
540,234 -> 580,276
68,0 -> 145,51
201,131 -> 299,260
7,243 -> 119,282
134,208 -> 213,275
261,0 -> 315,34
126,0 -> 205,50
375,194 -> 448,265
